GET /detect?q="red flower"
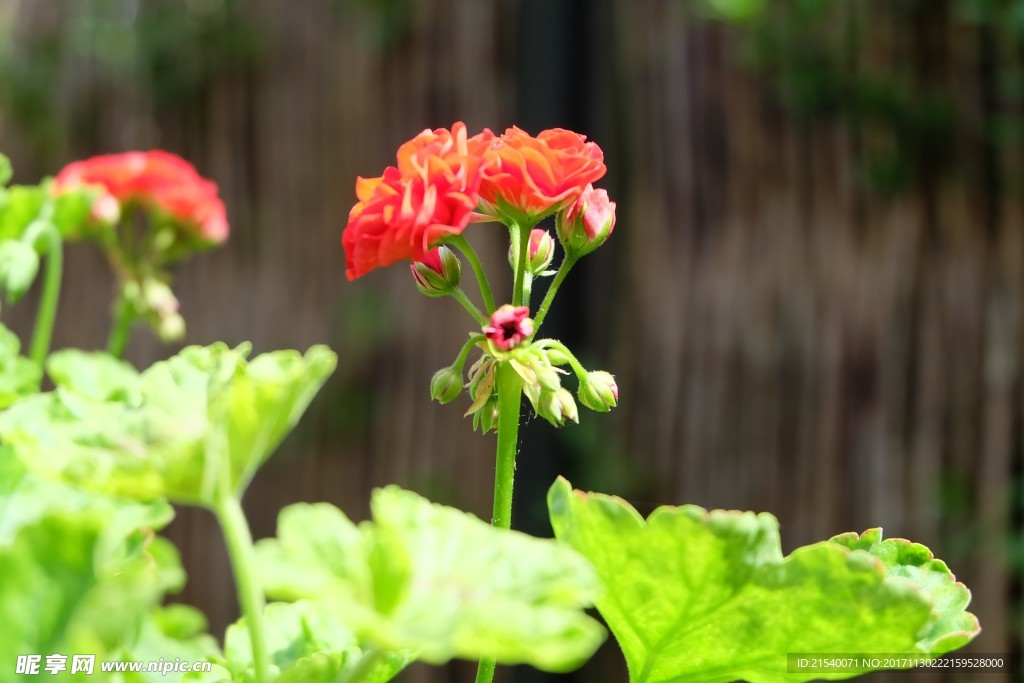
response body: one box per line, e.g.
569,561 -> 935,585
484,305 -> 534,351
54,150 -> 228,243
342,122 -> 495,280
478,127 -> 606,225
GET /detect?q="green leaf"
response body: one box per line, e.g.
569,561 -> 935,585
0,322 -> 41,409
0,443 -> 174,551
224,601 -> 410,683
0,511 -> 171,677
115,605 -> 222,682
0,153 -> 11,185
830,528 -> 979,654
0,239 -> 40,301
0,343 -> 337,506
257,486 -> 607,672
47,348 -> 141,402
548,478 -> 980,683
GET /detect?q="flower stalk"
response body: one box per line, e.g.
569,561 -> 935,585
531,254 -> 577,335
26,221 -> 63,368
475,360 -> 522,683
106,290 -> 136,359
449,234 -> 496,314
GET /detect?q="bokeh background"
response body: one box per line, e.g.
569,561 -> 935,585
1,0 -> 1022,681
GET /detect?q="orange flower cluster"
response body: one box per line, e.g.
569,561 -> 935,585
342,122 -> 607,280
54,150 -> 228,243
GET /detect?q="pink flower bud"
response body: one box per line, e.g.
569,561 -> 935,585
578,370 -> 618,412
557,184 -> 616,258
484,305 -> 534,351
410,245 -> 461,297
508,228 -> 556,275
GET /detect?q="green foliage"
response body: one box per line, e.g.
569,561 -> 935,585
0,509 -> 175,679
0,343 -> 337,507
223,601 -> 410,683
0,323 -> 41,409
548,478 -> 980,683
257,486 -> 607,672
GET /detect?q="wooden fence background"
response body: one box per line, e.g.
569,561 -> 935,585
0,1 -> 1021,681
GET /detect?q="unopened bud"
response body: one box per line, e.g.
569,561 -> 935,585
557,184 -> 616,259
578,370 -> 618,412
411,246 -> 461,297
509,228 -> 555,275
157,311 -> 186,342
538,387 -> 579,427
430,365 -> 463,404
473,395 -> 499,434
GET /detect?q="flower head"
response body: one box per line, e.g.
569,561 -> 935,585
54,151 -> 228,243
479,127 -> 605,225
484,305 -> 534,351
342,122 -> 494,280
557,184 -> 616,258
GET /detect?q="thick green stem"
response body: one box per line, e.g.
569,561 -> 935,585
511,222 -> 530,307
449,234 -> 496,314
214,496 -> 269,683
450,287 -> 487,325
105,292 -> 136,359
474,361 -> 522,683
339,649 -> 385,683
28,225 -> 63,368
531,255 -> 577,335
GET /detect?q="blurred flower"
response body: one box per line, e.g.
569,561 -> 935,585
342,122 -> 494,280
411,246 -> 461,297
479,127 -> 606,225
54,150 -> 228,243
557,184 -> 616,258
484,305 -> 534,351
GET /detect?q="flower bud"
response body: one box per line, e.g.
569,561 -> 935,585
410,246 -> 461,297
538,387 -> 579,427
473,395 -> 499,434
578,370 -> 618,412
157,311 -> 186,342
430,365 -> 463,404
484,305 -> 534,351
557,184 -> 616,259
508,228 -> 555,275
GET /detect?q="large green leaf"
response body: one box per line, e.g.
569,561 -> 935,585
113,605 -> 223,682
0,511 -> 172,680
257,486 -> 607,672
223,601 -> 410,683
0,343 -> 336,506
0,322 -> 41,408
548,478 -> 979,683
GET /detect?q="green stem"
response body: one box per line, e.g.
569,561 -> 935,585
453,334 -> 485,371
531,255 -> 577,334
511,222 -> 529,307
214,495 -> 269,683
27,224 -> 63,368
450,287 -> 487,325
448,235 -> 496,314
536,339 -> 587,379
105,291 -> 136,359
338,649 -> 385,683
474,361 -> 522,683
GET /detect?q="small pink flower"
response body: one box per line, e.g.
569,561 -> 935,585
484,305 -> 534,351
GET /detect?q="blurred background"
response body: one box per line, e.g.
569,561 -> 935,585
0,0 -> 1022,681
